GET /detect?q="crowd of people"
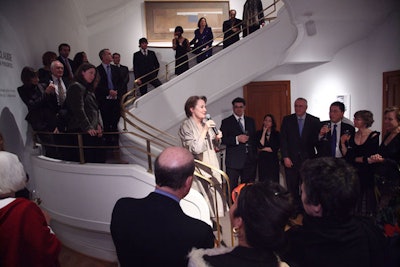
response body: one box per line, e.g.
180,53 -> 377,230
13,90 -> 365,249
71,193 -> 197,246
17,43 -> 131,163
6,5 -> 399,266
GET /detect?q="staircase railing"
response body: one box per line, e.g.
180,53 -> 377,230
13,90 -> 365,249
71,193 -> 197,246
32,130 -> 233,246
126,0 -> 281,99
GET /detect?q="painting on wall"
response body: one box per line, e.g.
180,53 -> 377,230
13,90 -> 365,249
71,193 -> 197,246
145,1 -> 229,42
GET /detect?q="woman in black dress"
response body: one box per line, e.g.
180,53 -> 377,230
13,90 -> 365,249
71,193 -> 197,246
370,106 -> 400,203
341,110 -> 380,216
172,26 -> 190,75
190,17 -> 213,63
256,114 -> 280,183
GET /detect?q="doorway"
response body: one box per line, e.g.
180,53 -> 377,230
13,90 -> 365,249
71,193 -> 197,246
243,81 -> 291,131
382,70 -> 400,135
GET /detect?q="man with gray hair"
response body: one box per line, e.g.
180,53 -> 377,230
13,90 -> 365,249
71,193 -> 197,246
111,147 -> 215,267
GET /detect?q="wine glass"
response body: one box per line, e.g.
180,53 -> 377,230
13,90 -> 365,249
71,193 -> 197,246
322,122 -> 331,141
344,129 -> 352,149
31,189 -> 42,206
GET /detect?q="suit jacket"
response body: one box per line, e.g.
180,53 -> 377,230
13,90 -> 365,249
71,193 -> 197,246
280,113 -> 320,168
46,77 -> 70,131
95,64 -> 122,108
66,81 -> 101,132
133,50 -> 160,83
220,114 -> 257,169
222,18 -> 242,48
316,120 -> 355,157
17,83 -> 57,131
116,64 -> 130,92
110,192 -> 214,267
57,56 -> 74,78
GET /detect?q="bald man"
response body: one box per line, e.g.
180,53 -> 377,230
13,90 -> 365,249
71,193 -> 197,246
110,147 -> 215,267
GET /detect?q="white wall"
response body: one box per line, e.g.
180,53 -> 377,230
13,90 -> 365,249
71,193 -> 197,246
256,9 -> 400,133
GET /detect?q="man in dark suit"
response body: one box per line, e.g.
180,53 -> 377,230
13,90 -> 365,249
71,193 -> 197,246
133,37 -> 162,96
220,97 -> 257,193
110,147 -> 215,267
113,52 -> 130,94
280,97 -> 320,214
222,9 -> 242,49
317,101 -> 355,158
96,48 -> 123,147
57,43 -> 74,80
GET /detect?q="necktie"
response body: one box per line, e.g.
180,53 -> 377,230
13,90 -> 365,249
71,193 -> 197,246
106,65 -> 114,90
57,78 -> 65,105
238,117 -> 245,133
331,124 -> 337,157
143,50 -> 147,56
298,118 -> 304,136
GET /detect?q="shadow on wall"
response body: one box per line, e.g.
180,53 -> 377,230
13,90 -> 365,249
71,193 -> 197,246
0,107 -> 25,157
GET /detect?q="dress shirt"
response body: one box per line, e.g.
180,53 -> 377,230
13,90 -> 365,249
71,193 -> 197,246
154,188 -> 180,203
331,121 -> 342,157
52,75 -> 66,106
234,114 -> 245,144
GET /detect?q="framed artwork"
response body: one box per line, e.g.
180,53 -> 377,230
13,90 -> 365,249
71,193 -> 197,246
145,1 -> 229,42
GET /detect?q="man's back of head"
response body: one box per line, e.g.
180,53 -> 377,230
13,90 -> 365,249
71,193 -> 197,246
300,157 -> 359,220
110,147 -> 214,267
155,146 -> 194,196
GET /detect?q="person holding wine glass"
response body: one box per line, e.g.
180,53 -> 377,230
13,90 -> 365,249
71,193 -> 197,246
256,114 -> 280,184
341,110 -> 380,216
369,106 -> 400,205
317,101 -> 355,158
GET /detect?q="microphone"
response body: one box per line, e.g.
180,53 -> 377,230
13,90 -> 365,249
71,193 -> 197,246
205,114 -> 219,135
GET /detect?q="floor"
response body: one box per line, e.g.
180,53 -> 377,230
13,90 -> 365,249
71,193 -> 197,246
59,245 -> 118,267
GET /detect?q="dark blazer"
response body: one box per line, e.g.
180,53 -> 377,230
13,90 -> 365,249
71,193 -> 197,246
57,56 -> 74,78
222,18 -> 242,48
95,64 -> 122,107
110,192 -> 214,267
133,50 -> 160,83
220,115 -> 257,169
17,83 -> 57,131
280,113 -> 320,168
317,120 -> 355,157
116,64 -> 130,92
46,77 -> 70,131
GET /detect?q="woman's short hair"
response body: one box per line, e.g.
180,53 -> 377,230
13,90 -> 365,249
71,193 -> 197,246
184,95 -> 207,118
0,151 -> 26,195
20,67 -> 37,85
174,26 -> 184,34
233,182 -> 293,252
384,106 -> 400,122
354,110 -> 374,128
42,51 -> 57,67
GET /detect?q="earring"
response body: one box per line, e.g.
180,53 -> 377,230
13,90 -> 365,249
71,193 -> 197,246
232,227 -> 239,237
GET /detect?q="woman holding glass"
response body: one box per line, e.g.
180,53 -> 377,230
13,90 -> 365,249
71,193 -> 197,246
369,106 -> 400,204
179,96 -> 226,218
256,114 -> 280,184
172,26 -> 190,75
341,110 -> 380,216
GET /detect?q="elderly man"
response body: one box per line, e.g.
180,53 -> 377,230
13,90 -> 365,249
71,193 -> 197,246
111,147 -> 215,267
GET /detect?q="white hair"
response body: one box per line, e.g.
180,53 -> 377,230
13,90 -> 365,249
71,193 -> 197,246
0,151 -> 26,195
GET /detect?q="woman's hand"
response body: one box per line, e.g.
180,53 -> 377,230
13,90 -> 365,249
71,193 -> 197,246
96,124 -> 103,137
87,129 -> 97,136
